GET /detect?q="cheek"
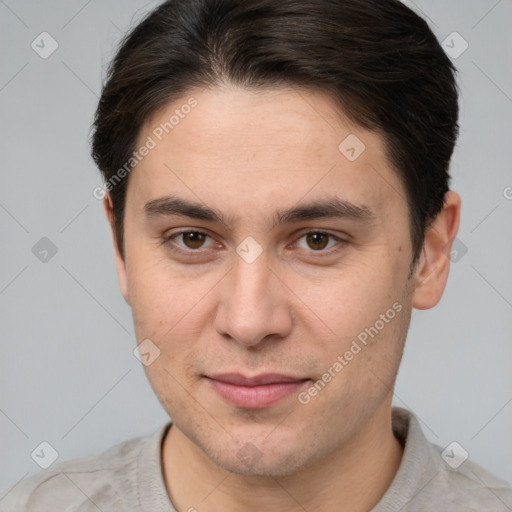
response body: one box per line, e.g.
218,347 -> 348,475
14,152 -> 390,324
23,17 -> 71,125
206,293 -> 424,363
125,252 -> 226,396
302,296 -> 410,432
125,247 -> 209,337
296,255 -> 409,401
301,260 -> 402,338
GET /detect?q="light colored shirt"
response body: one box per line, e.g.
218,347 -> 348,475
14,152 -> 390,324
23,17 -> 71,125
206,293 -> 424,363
1,407 -> 511,511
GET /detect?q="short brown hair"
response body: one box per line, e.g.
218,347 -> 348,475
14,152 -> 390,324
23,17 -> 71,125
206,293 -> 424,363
91,0 -> 459,270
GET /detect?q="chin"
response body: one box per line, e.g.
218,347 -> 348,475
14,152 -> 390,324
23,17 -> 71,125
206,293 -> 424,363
200,427 -> 323,478
211,448 -> 307,478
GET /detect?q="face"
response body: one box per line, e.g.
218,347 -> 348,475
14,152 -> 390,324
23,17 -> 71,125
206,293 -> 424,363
110,86 -> 418,476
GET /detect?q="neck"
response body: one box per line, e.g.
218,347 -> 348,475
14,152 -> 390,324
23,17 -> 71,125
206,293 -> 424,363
162,399 -> 403,512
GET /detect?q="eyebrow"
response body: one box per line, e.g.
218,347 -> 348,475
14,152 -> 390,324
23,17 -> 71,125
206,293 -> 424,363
143,195 -> 377,228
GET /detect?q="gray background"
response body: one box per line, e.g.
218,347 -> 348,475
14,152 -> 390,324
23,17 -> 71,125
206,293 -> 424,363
1,0 -> 511,494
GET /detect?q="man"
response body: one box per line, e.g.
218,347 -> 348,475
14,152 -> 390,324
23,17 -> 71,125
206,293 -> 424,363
1,0 -> 511,510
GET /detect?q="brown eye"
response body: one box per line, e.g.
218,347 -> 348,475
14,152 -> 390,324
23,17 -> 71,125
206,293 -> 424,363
305,232 -> 330,250
294,231 -> 344,254
164,230 -> 216,252
180,231 -> 208,249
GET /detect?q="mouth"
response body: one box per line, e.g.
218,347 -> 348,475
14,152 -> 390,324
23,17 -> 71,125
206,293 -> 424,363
204,373 -> 310,409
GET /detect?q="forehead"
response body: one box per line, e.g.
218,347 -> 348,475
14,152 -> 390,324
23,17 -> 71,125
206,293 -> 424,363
128,86 -> 406,224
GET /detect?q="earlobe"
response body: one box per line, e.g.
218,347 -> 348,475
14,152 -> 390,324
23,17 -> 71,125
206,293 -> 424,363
102,194 -> 131,305
411,190 -> 461,310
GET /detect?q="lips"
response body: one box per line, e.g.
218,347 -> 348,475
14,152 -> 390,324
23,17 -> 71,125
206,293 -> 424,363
205,373 -> 309,409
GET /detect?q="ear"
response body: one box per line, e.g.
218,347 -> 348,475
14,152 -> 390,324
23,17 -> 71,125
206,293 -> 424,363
411,190 -> 461,310
103,193 -> 130,305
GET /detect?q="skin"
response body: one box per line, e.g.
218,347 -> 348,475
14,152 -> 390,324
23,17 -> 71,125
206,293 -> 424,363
103,85 -> 461,512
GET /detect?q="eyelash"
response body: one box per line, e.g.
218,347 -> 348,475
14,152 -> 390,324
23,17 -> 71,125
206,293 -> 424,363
162,229 -> 346,257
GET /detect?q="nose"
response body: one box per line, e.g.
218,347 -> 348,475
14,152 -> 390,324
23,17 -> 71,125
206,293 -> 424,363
213,254 -> 293,347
